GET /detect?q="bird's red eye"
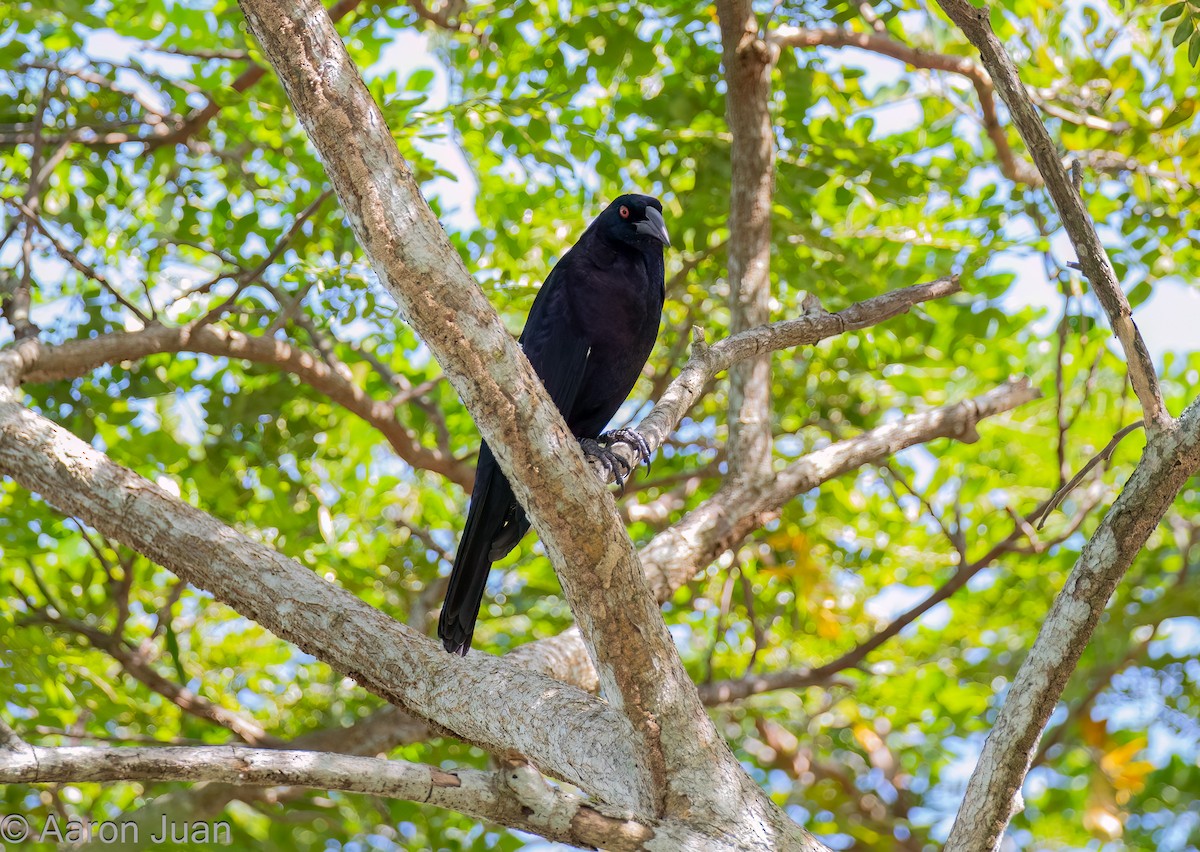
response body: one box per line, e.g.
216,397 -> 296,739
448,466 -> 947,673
619,205 -> 630,219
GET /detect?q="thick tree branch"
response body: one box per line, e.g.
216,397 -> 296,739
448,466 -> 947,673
511,378 -> 1040,695
0,740 -> 673,850
945,397 -> 1200,851
0,390 -> 647,810
612,274 -> 961,476
932,0 -> 1168,432
770,25 -> 1041,186
509,277 -> 970,684
83,705 -> 433,845
233,0 -> 820,842
643,378 -> 1038,599
3,324 -> 472,488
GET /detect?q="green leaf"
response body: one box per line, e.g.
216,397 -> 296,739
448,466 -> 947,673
407,67 -> 435,92
1160,2 -> 1185,21
1172,17 -> 1194,47
1127,280 -> 1153,308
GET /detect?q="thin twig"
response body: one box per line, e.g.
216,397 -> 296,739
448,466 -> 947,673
1032,420 -> 1145,529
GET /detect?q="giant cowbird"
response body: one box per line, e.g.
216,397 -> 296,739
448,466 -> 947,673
438,194 -> 671,655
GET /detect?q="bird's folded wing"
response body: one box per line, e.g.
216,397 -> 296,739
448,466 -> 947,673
518,276 -> 591,425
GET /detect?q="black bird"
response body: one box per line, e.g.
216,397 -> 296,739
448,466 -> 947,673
438,194 -> 671,655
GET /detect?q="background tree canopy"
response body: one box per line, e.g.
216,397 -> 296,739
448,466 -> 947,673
1,0 -> 1198,849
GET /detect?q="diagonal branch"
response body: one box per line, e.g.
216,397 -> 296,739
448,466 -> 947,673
643,377 -> 1038,599
944,395 -> 1200,851
510,378 -> 1040,694
0,390 -> 647,810
612,274 -> 962,476
233,0 -> 821,841
699,465 -> 1104,707
932,0 -> 1168,432
6,324 -> 472,488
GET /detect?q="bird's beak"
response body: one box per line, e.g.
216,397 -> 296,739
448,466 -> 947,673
635,207 -> 671,248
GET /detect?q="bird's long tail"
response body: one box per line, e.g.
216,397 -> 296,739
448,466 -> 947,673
438,445 -> 515,655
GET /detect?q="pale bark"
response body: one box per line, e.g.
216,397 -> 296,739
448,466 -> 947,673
0,388 -> 646,809
918,3 -> 1188,847
231,0 -> 828,844
77,707 -> 432,849
0,234 -> 997,852
628,277 -> 961,471
946,398 -> 1200,851
510,378 -> 1039,691
717,0 -> 775,482
0,730 -> 673,851
933,0 -> 1167,432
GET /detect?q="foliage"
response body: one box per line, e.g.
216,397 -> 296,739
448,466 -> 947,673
0,0 -> 1197,850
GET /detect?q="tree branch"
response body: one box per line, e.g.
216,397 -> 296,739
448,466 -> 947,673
4,324 -> 472,488
0,740 -> 672,850
511,378 -> 1040,696
80,705 -> 433,845
233,0 -> 821,842
0,390 -> 648,810
944,396 -> 1200,851
769,25 -> 1041,186
612,274 -> 962,476
699,459 -> 1106,707
931,0 -> 1168,432
718,0 -> 776,481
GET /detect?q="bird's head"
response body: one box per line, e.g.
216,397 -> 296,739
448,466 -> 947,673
596,194 -> 671,250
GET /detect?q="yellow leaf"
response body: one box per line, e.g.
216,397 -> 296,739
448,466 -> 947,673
1100,736 -> 1148,777
816,606 -> 841,639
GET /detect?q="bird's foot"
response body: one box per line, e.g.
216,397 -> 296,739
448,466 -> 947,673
580,436 -> 635,493
581,429 -> 653,492
599,428 -> 652,468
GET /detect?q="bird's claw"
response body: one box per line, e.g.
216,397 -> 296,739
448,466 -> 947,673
583,429 -> 653,493
580,436 -> 636,493
600,429 -> 652,468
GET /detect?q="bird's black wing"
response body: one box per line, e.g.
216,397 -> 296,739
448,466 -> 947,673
485,264 -> 593,557
438,261 -> 591,655
518,261 -> 592,419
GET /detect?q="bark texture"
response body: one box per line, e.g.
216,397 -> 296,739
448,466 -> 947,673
0,387 -> 644,808
946,399 -> 1200,850
933,0 -> 1166,431
717,0 -> 776,482
927,2 -> 1196,847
